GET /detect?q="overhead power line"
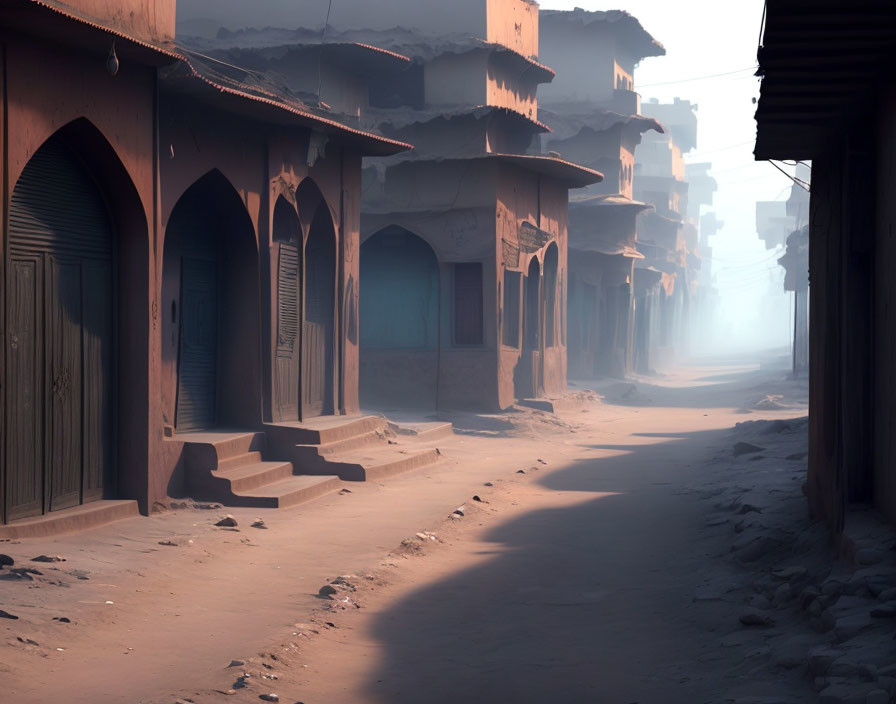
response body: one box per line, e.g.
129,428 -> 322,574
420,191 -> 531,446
637,66 -> 758,89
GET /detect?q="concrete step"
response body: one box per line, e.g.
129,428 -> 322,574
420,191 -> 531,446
320,446 -> 442,482
212,461 -> 295,493
217,451 -> 263,473
267,415 -> 388,446
0,500 -> 139,539
235,475 -> 341,509
387,421 -> 454,441
296,429 -> 384,459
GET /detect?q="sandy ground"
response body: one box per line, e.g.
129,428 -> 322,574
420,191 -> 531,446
0,354 -> 844,703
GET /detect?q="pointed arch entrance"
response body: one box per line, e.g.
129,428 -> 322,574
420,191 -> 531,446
163,170 -> 260,432
4,119 -> 148,522
516,255 -> 543,400
359,226 -> 440,409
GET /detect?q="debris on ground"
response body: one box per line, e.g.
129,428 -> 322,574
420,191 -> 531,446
31,555 -> 65,563
0,554 -> 13,568
215,515 -> 238,528
158,540 -> 178,547
251,518 -> 268,529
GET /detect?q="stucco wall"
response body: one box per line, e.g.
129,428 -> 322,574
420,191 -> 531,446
539,23 -> 616,106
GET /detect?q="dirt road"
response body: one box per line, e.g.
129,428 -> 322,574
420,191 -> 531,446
1,357 -> 817,703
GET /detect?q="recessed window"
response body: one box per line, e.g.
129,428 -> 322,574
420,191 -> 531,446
502,270 -> 521,347
454,263 -> 483,345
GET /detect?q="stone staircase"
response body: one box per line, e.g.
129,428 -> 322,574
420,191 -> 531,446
182,431 -> 340,508
180,416 -> 452,509
265,415 -> 451,482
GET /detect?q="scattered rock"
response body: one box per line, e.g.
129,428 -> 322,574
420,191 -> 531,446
0,609 -> 18,620
158,540 -> 178,547
453,506 -> 465,517
215,515 -> 238,528
318,585 -> 338,598
483,482 -> 494,487
739,611 -> 775,627
0,554 -> 13,568
856,549 -> 883,566
4,567 -> 42,580
516,469 -> 526,474
31,555 -> 65,563
472,495 -> 484,502
773,583 -> 793,604
228,659 -> 246,668
53,617 -> 71,623
259,694 -> 279,702
338,488 -> 352,495
17,636 -> 39,646
537,459 -> 547,465
251,518 -> 268,529
733,442 -> 766,457
870,602 -> 896,618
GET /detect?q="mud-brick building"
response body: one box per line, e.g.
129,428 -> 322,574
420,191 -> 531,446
539,9 -> 665,379
635,98 -> 697,367
0,0 -> 412,532
755,0 -> 896,532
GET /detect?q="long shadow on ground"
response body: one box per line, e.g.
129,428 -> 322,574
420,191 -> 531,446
358,424 -> 813,704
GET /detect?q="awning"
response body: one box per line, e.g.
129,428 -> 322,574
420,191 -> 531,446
490,153 -> 604,188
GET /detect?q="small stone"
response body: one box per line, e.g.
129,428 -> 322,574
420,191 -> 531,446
484,482 -> 494,487
251,519 -> 268,529
31,555 -> 65,563
105,601 -> 114,605
739,611 -> 775,627
856,549 -> 883,566
774,583 -> 793,604
537,459 -> 547,465
0,609 -> 18,620
338,488 -> 352,495
870,601 -> 896,618
733,442 -> 765,457
878,587 -> 896,602
158,540 -> 178,547
228,659 -> 246,668
53,617 -> 71,623
318,584 -> 338,598
259,696 -> 279,703
453,506 -> 465,517
216,515 -> 238,527
0,554 -> 13,568
472,495 -> 483,502
516,469 -> 526,474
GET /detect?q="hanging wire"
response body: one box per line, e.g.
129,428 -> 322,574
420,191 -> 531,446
637,66 -> 758,89
768,160 -> 810,192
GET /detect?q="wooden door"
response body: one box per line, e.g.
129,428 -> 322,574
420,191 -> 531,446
5,137 -> 113,521
176,256 -> 217,431
302,226 -> 335,418
275,242 -> 300,421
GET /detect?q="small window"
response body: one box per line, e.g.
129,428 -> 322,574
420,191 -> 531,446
454,262 -> 483,345
502,270 -> 521,347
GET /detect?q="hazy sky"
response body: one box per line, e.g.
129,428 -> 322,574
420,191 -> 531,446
544,0 -> 794,352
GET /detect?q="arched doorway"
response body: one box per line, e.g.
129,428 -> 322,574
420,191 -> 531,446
5,124 -> 141,521
302,202 -> 336,418
273,195 -> 302,421
163,171 -> 260,432
360,226 -> 439,409
516,256 -> 543,399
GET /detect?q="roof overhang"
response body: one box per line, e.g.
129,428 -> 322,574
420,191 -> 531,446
754,0 -> 896,160
161,57 -> 412,157
490,153 -> 604,188
570,194 -> 654,213
1,0 -> 181,66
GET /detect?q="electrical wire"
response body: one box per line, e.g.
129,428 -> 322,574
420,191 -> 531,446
637,66 -> 759,89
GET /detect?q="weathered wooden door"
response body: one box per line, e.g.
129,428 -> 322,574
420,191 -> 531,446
176,254 -> 217,431
302,222 -> 335,418
517,259 -> 542,399
5,137 -> 113,521
275,241 -> 301,421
